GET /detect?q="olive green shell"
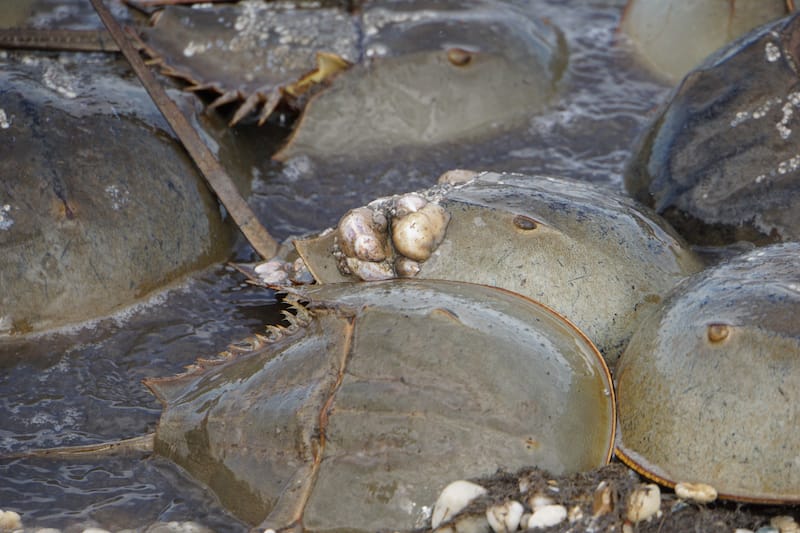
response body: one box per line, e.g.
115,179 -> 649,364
620,0 -> 790,82
615,243 -> 800,503
296,173 -> 704,363
146,279 -> 614,531
274,0 -> 566,161
0,54 -> 230,335
138,0 -> 565,154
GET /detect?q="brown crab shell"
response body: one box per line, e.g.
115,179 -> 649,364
615,243 -> 800,503
145,279 -> 615,531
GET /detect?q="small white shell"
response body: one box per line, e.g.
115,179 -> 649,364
392,203 -> 450,262
486,500 -> 524,533
674,481 -> 717,503
527,493 -> 555,511
771,515 -> 800,533
526,504 -> 567,529
626,483 -> 661,523
431,480 -> 488,528
0,510 -> 21,532
592,480 -> 614,517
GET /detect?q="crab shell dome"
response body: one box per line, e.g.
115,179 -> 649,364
615,243 -> 800,503
146,279 -> 615,531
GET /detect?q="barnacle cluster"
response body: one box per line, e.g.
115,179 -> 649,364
332,189 -> 452,281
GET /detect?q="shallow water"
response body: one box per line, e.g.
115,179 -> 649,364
0,0 -> 673,530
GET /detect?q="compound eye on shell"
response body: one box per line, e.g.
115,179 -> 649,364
706,323 -> 731,343
513,214 -> 539,231
447,47 -> 473,66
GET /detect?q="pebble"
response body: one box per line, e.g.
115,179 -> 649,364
526,504 -> 567,529
431,480 -> 488,529
485,500 -> 524,533
626,483 -> 661,523
674,481 -> 717,503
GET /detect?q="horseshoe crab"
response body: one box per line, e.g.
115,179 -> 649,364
0,52 -> 230,335
293,172 -> 704,362
145,279 -> 615,531
625,10 -> 800,245
137,0 -> 566,158
137,1 -> 358,126
621,0 -> 793,82
615,243 -> 800,503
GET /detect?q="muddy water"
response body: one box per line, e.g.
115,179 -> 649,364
0,1 -> 672,531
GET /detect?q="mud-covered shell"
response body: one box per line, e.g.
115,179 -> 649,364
295,173 -> 704,362
624,11 -> 800,245
146,279 -> 615,531
615,243 -> 800,503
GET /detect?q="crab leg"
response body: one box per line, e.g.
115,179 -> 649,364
91,0 -> 279,259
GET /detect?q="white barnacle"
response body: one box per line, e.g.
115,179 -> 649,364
0,109 -> 9,129
0,204 -> 13,231
730,110 -> 750,128
777,154 -> 800,174
394,193 -> 428,217
765,41 -> 781,62
183,40 -> 208,57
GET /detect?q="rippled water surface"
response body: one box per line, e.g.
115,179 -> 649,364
0,0 -> 672,530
